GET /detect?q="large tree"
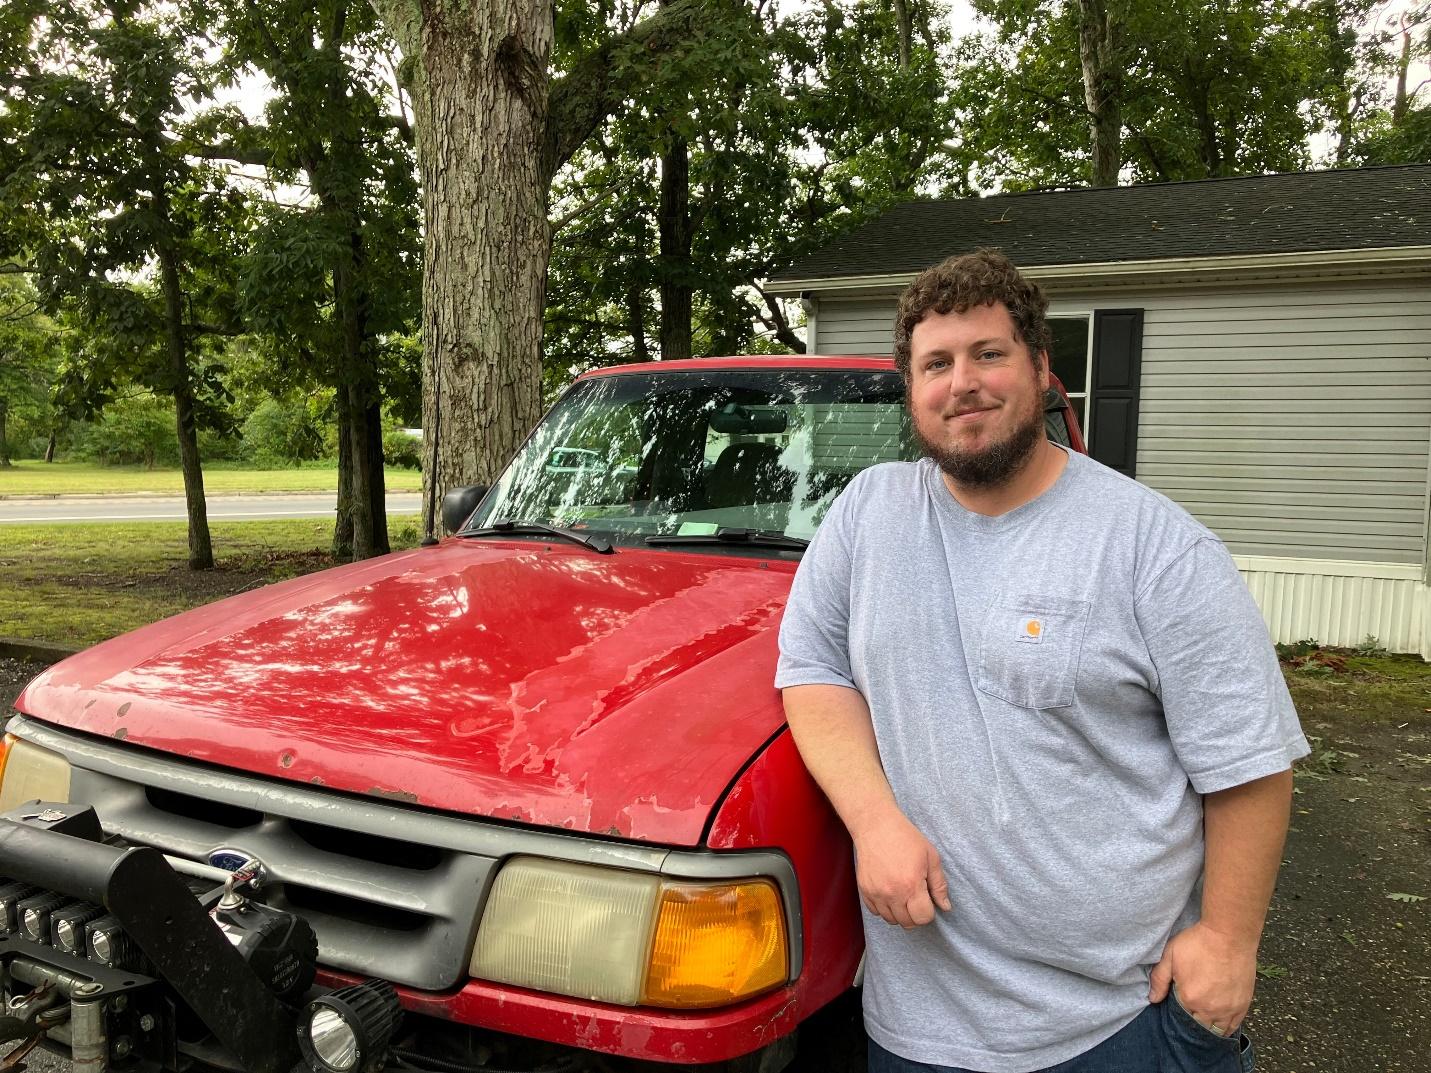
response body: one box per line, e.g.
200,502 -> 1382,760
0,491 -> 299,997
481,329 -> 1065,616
193,0 -> 422,559
366,0 -> 751,503
1353,0 -> 1431,162
1,0 -> 244,568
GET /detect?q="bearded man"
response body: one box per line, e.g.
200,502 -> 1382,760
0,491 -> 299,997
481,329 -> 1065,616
775,250 -> 1307,1073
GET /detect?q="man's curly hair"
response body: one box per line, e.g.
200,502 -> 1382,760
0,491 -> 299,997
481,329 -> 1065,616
892,249 -> 1052,379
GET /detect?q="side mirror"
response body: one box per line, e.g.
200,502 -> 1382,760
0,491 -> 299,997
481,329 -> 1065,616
441,484 -> 490,534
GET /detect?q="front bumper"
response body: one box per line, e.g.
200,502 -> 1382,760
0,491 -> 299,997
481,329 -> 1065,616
323,970 -> 803,1066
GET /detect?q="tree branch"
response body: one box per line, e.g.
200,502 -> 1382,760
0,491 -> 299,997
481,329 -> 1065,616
549,180 -> 623,233
755,286 -> 806,354
188,321 -> 245,338
187,141 -> 275,167
542,0 -> 726,180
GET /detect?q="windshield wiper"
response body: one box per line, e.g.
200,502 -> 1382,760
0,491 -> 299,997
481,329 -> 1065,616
645,527 -> 809,551
459,519 -> 614,554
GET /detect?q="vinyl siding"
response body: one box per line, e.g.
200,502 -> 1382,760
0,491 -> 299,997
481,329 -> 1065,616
811,279 -> 1431,565
814,298 -> 899,354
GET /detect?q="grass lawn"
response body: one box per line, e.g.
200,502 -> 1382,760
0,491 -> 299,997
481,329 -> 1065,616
0,515 -> 422,646
0,459 -> 423,496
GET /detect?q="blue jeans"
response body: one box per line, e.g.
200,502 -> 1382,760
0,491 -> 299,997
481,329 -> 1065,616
867,998 -> 1255,1073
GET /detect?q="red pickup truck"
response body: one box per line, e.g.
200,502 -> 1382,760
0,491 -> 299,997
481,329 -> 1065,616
1,356 -> 1083,1073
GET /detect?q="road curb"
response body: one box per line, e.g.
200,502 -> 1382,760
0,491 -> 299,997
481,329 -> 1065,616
0,637 -> 84,665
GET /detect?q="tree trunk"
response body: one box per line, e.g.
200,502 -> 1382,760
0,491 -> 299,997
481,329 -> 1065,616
367,0 -> 709,497
891,0 -> 912,69
1076,0 -> 1122,187
156,235 -> 214,570
658,132 -> 693,361
364,398 -> 390,555
332,224 -> 388,560
1316,0 -> 1357,167
333,399 -> 355,560
0,398 -> 9,466
155,214 -> 216,572
626,284 -> 650,362
1393,29 -> 1411,124
393,0 -> 552,505
44,429 -> 55,463
1185,69 -> 1221,177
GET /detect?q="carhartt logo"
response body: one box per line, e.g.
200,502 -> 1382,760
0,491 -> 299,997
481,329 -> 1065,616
1017,618 -> 1043,644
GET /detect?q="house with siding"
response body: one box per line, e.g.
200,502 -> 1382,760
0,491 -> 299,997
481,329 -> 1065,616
764,165 -> 1431,657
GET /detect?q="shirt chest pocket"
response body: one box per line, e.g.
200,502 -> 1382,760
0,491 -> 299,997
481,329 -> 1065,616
976,594 -> 1091,709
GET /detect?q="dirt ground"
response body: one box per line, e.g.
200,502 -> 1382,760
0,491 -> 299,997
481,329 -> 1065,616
1,653 -> 1427,1073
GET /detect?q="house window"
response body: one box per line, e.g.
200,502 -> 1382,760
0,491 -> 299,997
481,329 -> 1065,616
1048,315 -> 1092,437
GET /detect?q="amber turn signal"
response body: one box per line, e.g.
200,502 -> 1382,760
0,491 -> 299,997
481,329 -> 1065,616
641,879 -> 788,1008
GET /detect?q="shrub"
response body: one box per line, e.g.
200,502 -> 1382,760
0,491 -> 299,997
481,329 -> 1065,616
382,423 -> 423,469
71,395 -> 178,467
241,398 -> 332,467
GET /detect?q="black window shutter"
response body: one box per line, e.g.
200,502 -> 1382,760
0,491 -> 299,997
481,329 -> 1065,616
1088,309 -> 1144,478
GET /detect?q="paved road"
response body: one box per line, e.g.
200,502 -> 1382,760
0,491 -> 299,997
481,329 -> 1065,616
0,493 -> 423,524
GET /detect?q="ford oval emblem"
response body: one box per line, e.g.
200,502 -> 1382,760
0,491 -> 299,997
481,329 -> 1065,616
207,847 -> 267,887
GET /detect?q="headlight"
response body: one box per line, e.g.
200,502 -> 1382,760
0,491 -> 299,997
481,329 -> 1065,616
0,736 -> 72,811
469,858 -> 788,1009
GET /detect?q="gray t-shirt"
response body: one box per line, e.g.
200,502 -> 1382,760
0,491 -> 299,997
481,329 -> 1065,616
775,451 -> 1308,1073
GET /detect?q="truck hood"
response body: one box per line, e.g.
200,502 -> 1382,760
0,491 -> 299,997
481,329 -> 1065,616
16,540 -> 798,846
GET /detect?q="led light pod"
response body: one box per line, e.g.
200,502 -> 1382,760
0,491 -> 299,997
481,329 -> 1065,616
18,892 -> 65,943
297,980 -> 402,1073
51,903 -> 103,954
86,915 -> 135,968
0,882 -> 38,935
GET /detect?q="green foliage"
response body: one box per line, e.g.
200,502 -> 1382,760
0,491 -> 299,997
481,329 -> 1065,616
1356,634 -> 1391,657
1356,105 -> 1431,163
1,0 -> 245,504
544,0 -> 955,376
946,0 -> 1408,189
240,397 -> 333,466
381,422 -> 422,469
0,275 -> 62,461
71,394 -> 178,468
1278,637 -> 1324,660
200,0 -> 421,392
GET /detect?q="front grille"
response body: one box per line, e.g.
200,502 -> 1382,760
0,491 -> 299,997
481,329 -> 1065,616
68,760 -> 493,990
4,715 -> 768,991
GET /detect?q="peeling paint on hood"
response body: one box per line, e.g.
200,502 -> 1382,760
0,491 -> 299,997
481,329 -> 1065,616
16,540 -> 798,846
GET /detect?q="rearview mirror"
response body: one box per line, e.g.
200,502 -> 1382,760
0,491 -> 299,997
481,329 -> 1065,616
708,403 -> 789,435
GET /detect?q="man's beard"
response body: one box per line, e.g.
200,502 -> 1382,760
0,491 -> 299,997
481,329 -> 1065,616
914,397 -> 1046,489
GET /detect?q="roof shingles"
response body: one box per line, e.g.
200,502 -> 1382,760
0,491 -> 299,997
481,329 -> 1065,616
770,165 -> 1431,282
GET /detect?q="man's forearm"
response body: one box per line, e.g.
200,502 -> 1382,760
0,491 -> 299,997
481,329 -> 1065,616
781,683 -> 901,839
1201,769 -> 1294,945
783,683 -> 951,925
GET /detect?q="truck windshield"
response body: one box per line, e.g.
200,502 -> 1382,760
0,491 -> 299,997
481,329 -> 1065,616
467,367 -> 913,548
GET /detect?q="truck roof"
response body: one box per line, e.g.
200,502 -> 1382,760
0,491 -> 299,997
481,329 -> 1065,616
579,355 -> 895,378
